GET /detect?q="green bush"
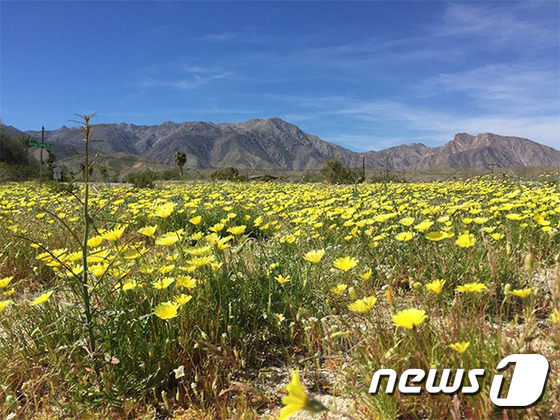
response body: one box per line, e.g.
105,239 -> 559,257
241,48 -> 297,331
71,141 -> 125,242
125,170 -> 157,188
211,167 -> 240,181
319,159 -> 363,184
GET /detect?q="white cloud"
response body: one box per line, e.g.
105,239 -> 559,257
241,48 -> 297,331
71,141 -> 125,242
271,95 -> 560,150
140,66 -> 232,91
416,64 -> 559,114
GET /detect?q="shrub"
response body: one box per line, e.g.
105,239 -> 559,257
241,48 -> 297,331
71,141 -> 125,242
211,167 -> 240,181
125,170 -> 157,188
319,159 -> 363,184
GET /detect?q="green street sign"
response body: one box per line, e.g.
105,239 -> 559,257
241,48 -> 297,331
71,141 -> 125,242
29,141 -> 55,149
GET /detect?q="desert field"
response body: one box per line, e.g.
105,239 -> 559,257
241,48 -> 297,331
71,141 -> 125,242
0,177 -> 559,419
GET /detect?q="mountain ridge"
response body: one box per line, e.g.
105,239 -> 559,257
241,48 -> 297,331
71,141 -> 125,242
8,118 -> 560,171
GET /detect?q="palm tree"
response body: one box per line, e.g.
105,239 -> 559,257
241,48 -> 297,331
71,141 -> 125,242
174,151 -> 187,178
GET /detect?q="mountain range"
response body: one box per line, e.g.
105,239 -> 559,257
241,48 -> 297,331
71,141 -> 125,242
8,118 -> 560,171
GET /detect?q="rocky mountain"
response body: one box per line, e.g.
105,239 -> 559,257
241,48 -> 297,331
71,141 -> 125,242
415,132 -> 560,170
16,118 -> 560,171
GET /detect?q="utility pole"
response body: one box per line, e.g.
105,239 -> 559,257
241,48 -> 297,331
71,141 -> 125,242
384,155 -> 389,181
40,126 -> 45,186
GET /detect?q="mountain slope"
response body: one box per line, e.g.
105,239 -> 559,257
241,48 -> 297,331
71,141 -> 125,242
20,119 -> 560,171
416,133 -> 560,170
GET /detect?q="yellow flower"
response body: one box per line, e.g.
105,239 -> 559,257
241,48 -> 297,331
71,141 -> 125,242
392,308 -> 427,329
279,371 -> 327,420
30,290 -> 54,306
425,231 -> 445,242
188,255 -> 216,268
216,237 -> 231,250
0,276 -> 14,288
348,295 -> 377,314
490,233 -> 504,240
449,341 -> 470,354
209,223 -> 225,233
274,313 -> 285,323
549,308 -> 560,323
153,202 -> 176,218
155,234 -> 180,246
189,215 -> 202,225
425,279 -> 445,294
395,231 -> 414,242
399,217 -> 415,227
87,235 -> 103,247
174,294 -> 193,305
330,283 -> 348,295
122,279 -> 138,291
159,264 -> 175,274
102,226 -> 126,242
176,275 -> 197,289
455,232 -> 476,248
333,256 -> 358,272
303,249 -> 325,264
138,225 -> 157,237
359,269 -> 372,280
506,213 -> 523,221
0,299 -> 13,312
414,220 -> 433,232
456,282 -> 487,293
227,225 -> 246,236
511,288 -> 532,299
152,277 -> 175,289
275,274 -> 291,285
154,301 -> 179,320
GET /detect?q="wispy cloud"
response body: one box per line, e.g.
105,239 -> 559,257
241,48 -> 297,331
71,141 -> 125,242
436,2 -> 558,52
140,66 -> 232,91
198,31 -> 238,42
416,64 -> 559,114
270,95 -> 560,150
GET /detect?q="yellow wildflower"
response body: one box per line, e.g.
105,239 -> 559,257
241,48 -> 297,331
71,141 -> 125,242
348,295 -> 377,314
152,277 -> 175,289
154,301 -> 179,320
30,290 -> 54,306
330,284 -> 348,295
332,256 -> 358,272
511,288 -> 532,299
275,274 -> 291,285
102,226 -> 126,242
449,341 -> 470,354
425,279 -> 445,294
303,249 -> 325,264
279,371 -> 327,420
0,300 -> 13,312
138,225 -> 157,237
395,231 -> 414,242
456,282 -> 487,293
455,232 -> 476,248
174,294 -> 193,305
0,276 -> 14,288
392,308 -> 427,329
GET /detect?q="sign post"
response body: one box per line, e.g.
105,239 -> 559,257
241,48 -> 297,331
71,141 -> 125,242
27,127 -> 55,186
40,126 -> 44,186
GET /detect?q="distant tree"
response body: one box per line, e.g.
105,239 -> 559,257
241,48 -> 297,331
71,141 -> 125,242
174,151 -> 187,177
125,170 -> 157,188
46,150 -> 56,171
319,159 -> 363,184
211,167 -> 240,181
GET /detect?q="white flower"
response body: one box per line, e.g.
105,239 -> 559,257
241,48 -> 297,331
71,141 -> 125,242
173,365 -> 185,379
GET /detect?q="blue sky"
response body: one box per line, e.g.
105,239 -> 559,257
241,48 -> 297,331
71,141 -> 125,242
1,1 -> 559,151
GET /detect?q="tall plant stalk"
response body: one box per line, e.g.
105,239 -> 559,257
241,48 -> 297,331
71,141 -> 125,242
78,114 -> 97,372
